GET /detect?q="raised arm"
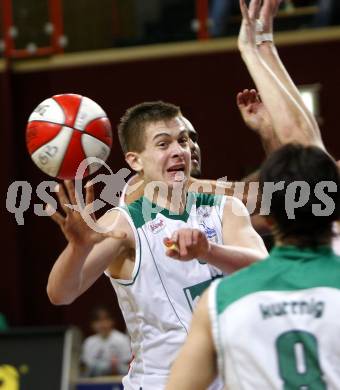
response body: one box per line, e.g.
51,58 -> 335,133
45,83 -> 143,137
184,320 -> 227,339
238,0 -> 318,147
165,197 -> 268,274
256,0 -> 324,148
46,181 -> 133,305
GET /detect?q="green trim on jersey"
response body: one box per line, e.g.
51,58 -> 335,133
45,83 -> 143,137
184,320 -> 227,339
216,246 -> 340,315
115,228 -> 142,286
125,192 -> 224,229
195,193 -> 224,208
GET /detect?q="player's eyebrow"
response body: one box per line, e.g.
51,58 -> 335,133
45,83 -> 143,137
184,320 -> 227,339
178,130 -> 189,137
152,129 -> 188,142
152,132 -> 171,141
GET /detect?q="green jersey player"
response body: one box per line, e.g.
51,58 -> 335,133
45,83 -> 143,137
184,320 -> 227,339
167,144 -> 340,390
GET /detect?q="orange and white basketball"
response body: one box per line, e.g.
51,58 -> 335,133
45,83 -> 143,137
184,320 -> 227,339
26,94 -> 112,179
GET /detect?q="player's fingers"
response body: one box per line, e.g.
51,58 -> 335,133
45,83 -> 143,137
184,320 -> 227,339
250,89 -> 258,103
179,232 -> 188,257
55,183 -> 72,215
192,229 -> 199,246
243,89 -> 251,104
237,92 -> 245,106
184,230 -> 193,248
171,230 -> 179,243
83,202 -> 98,221
64,180 -> 77,205
85,181 -> 95,207
249,0 -> 261,20
46,204 -> 65,226
239,0 -> 251,23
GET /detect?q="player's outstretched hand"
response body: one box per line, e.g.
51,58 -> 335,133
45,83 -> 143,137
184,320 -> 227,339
238,0 -> 261,53
237,89 -> 273,136
46,180 -> 126,247
164,229 -> 210,261
259,0 -> 282,34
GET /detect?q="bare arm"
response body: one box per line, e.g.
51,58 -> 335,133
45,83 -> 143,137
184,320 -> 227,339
165,197 -> 268,274
46,181 -> 133,305
166,291 -> 217,390
238,0 -> 317,147
257,0 -> 324,148
211,196 -> 268,273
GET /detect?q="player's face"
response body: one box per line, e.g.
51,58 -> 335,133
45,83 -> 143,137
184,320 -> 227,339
188,128 -> 201,178
181,116 -> 201,178
139,117 -> 191,187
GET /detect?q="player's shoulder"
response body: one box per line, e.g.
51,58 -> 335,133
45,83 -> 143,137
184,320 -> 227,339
98,207 -> 132,229
212,257 -> 272,313
119,196 -> 149,229
222,195 -> 249,215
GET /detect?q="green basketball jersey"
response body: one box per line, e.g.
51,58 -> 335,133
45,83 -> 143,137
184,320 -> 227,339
209,246 -> 340,389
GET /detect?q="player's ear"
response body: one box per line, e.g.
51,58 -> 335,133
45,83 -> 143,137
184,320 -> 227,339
125,152 -> 143,173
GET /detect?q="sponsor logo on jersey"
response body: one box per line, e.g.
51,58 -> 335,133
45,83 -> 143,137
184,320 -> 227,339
148,218 -> 165,234
196,206 -> 217,241
197,206 -> 210,219
199,221 -> 217,241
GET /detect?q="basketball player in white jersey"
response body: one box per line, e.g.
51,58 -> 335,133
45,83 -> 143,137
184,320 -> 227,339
46,101 -> 268,389
167,144 -> 340,390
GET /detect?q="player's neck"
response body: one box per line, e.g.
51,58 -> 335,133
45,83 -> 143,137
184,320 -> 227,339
275,235 -> 332,248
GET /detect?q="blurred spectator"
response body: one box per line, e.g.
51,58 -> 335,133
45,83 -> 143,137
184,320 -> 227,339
81,305 -> 131,377
312,0 -> 340,27
210,0 -> 236,37
0,313 -> 8,331
210,0 -> 291,36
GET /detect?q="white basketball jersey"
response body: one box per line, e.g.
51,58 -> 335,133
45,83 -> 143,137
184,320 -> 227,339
106,192 -> 226,389
209,246 -> 340,389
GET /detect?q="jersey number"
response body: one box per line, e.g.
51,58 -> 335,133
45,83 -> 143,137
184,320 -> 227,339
276,330 -> 326,389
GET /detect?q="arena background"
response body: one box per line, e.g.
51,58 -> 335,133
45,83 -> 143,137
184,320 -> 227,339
1,0 -> 340,372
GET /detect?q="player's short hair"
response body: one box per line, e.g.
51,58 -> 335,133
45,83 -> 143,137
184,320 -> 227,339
259,144 -> 340,247
118,101 -> 181,154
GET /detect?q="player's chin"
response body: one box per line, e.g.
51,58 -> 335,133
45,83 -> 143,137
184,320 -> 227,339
190,161 -> 201,178
165,171 -> 189,186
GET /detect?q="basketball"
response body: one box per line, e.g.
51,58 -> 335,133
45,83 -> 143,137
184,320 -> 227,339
26,94 -> 113,179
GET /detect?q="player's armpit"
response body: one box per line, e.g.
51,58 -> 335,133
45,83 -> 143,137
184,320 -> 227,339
47,209 -> 134,305
81,209 -> 136,287
166,291 -> 217,390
